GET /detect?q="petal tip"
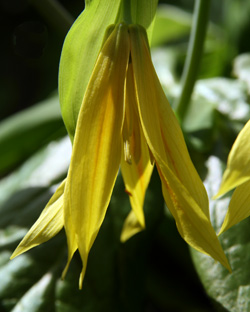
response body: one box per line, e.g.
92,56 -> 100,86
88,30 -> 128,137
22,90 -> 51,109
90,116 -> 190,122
10,244 -> 31,260
120,225 -> 145,243
78,265 -> 87,290
10,252 -> 17,260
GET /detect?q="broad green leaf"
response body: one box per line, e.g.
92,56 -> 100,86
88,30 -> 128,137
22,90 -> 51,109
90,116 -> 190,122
0,239 -> 66,311
151,4 -> 192,47
182,78 -> 249,152
0,93 -> 66,176
11,273 -> 56,312
0,137 -> 71,207
0,136 -> 70,255
191,156 -> 250,311
59,0 -> 123,141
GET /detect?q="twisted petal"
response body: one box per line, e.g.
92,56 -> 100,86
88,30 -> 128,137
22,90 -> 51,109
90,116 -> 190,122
64,23 -> 130,288
215,119 -> 250,198
11,180 -> 65,259
219,180 -> 250,234
120,210 -> 144,242
129,25 -> 230,270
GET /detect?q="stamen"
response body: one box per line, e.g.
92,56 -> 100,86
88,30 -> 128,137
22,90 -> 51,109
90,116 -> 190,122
124,140 -> 132,164
147,145 -> 155,165
130,124 -> 141,165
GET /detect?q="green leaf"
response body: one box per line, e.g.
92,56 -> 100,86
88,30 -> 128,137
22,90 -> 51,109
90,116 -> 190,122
11,273 -> 56,312
0,137 -> 71,207
191,156 -> 250,311
233,53 -> 250,94
0,93 -> 66,176
182,78 -> 249,152
151,4 -> 192,47
59,0 -> 123,141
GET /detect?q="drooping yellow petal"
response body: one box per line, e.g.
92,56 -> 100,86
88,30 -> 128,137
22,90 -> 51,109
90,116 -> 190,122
219,180 -> 250,234
10,180 -> 65,259
121,64 -> 153,241
215,119 -> 250,198
129,25 -> 230,269
64,23 -> 130,289
129,25 -> 209,218
157,164 -> 231,271
120,138 -> 153,241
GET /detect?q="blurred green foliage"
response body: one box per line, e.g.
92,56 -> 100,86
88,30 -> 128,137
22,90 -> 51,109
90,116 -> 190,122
1,1 -> 250,311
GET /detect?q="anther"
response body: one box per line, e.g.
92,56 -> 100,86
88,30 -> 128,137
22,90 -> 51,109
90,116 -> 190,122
124,140 -> 132,164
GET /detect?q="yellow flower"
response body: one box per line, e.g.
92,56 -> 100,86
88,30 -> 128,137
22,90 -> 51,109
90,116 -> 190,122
11,23 -> 230,289
215,119 -> 250,234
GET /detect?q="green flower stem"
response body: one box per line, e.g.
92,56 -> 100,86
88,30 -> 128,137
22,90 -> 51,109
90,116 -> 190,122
28,0 -> 74,37
175,0 -> 211,122
122,0 -> 133,24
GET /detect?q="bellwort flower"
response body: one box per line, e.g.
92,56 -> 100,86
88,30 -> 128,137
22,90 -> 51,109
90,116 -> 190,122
11,23 -> 230,288
215,119 -> 250,234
